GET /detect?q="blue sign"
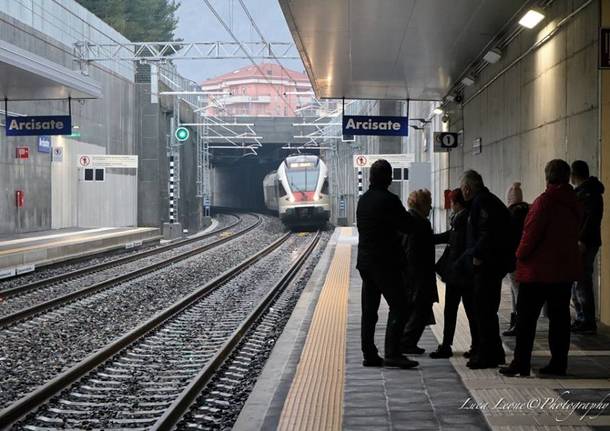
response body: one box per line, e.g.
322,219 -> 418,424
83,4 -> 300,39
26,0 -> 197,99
38,136 -> 51,153
342,115 -> 408,137
5,115 -> 72,136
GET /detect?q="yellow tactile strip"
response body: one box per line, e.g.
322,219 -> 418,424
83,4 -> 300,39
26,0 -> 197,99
278,228 -> 352,431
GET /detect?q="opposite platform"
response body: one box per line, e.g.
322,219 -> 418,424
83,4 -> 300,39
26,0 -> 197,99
0,226 -> 161,272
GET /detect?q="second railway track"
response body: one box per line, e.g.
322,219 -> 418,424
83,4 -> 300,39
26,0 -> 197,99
0,213 -> 260,327
0,230 -> 322,430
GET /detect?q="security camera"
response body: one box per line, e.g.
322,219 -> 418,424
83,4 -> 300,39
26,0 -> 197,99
442,114 -> 450,124
454,94 -> 463,104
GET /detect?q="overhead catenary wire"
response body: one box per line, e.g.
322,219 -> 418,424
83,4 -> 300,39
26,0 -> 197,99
201,0 -> 297,116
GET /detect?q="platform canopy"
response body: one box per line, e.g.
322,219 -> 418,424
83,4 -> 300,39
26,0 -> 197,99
279,0 -> 529,100
0,40 -> 102,101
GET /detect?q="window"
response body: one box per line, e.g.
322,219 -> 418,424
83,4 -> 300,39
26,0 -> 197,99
84,168 -> 105,182
393,168 -> 402,181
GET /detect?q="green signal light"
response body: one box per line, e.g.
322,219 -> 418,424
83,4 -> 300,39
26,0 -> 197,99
175,127 -> 190,142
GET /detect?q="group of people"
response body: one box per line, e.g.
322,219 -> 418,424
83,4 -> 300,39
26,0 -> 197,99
356,158 -> 604,376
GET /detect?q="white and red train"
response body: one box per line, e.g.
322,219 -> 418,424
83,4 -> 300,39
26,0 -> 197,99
263,154 -> 330,229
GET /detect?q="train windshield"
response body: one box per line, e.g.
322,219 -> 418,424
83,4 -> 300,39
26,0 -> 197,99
285,164 -> 320,192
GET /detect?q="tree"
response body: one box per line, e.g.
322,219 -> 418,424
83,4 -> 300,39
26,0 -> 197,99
75,0 -> 180,42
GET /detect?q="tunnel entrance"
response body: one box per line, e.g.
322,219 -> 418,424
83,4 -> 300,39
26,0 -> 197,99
211,144 -> 319,212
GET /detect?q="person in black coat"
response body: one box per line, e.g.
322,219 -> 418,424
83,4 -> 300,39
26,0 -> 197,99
400,189 -> 439,355
503,182 -> 530,336
430,188 -> 478,359
571,160 -> 605,334
460,170 -> 514,369
357,159 -> 418,369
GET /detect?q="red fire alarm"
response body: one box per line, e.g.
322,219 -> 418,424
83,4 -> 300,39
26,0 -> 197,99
16,147 -> 29,159
16,191 -> 24,208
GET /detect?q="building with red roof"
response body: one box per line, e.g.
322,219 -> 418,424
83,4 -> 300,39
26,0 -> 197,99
201,63 -> 313,117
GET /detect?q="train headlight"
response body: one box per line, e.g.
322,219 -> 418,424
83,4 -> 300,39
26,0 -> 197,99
289,196 -> 296,203
313,194 -> 320,201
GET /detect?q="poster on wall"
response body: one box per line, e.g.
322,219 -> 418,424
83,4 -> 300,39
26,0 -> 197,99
38,136 -> 51,153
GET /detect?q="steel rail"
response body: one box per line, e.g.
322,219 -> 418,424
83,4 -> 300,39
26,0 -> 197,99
0,214 -> 262,328
0,214 -> 242,299
152,230 -> 321,430
0,230 -> 293,428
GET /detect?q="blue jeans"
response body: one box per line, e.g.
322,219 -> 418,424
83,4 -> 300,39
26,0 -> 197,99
572,246 -> 599,326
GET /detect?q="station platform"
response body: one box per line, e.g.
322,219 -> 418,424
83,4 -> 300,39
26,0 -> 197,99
0,227 -> 161,273
235,227 -> 610,431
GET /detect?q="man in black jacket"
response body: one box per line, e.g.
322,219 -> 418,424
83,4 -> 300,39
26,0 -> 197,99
571,161 -> 605,334
460,170 -> 514,369
357,159 -> 418,369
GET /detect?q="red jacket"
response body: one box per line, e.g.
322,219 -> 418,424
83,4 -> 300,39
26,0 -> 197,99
516,183 -> 583,284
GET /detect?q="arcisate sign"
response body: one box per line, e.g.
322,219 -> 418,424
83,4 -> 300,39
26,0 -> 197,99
342,115 -> 409,137
5,115 -> 72,136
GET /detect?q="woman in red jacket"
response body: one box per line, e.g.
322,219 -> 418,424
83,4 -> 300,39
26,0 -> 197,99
500,159 -> 582,377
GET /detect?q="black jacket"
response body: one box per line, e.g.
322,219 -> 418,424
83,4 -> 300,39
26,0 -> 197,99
434,208 -> 470,285
403,209 -> 438,304
465,187 -> 515,276
356,186 -> 413,270
575,177 -> 605,248
508,202 -> 530,247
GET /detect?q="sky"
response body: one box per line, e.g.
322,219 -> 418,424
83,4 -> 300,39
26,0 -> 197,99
173,0 -> 305,83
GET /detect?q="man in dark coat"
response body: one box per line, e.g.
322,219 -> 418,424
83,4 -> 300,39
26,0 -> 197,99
460,170 -> 514,369
357,159 -> 418,369
500,159 -> 582,377
570,160 -> 605,334
430,188 -> 478,359
400,189 -> 439,355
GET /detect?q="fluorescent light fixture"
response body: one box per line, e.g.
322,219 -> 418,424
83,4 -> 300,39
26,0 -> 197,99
72,125 -> 80,129
461,76 -> 475,86
483,49 -> 502,64
433,107 -> 444,115
519,9 -> 545,29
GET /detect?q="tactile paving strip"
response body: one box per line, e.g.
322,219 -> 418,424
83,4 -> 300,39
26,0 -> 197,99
278,228 -> 352,431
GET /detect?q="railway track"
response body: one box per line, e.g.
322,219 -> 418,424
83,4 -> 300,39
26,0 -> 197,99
1,230 -> 321,429
0,214 -> 260,328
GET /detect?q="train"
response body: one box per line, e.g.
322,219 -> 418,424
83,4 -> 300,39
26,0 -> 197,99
263,154 -> 330,229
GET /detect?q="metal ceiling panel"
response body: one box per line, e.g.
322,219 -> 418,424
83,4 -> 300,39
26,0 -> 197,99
0,40 -> 102,101
279,0 -> 529,100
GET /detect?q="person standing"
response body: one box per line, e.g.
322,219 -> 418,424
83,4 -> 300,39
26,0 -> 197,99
500,160 -> 582,377
400,189 -> 439,355
460,170 -> 514,369
571,160 -> 605,334
430,188 -> 478,359
503,183 -> 530,336
357,159 -> 419,369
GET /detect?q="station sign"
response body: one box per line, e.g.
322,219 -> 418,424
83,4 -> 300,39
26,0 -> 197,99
5,115 -> 72,136
433,132 -> 459,152
353,153 -> 415,169
342,115 -> 409,137
78,154 -> 138,169
38,136 -> 51,153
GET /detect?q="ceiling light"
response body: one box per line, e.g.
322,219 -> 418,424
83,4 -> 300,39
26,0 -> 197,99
433,107 -> 444,115
483,49 -> 502,64
519,9 -> 545,29
461,76 -> 475,86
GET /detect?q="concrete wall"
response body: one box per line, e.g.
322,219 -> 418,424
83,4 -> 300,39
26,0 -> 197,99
0,1 -> 137,234
136,77 -> 204,232
446,0 -> 599,204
